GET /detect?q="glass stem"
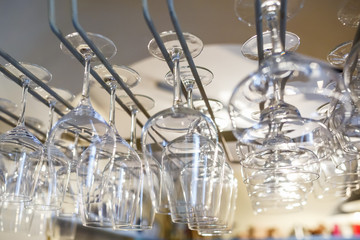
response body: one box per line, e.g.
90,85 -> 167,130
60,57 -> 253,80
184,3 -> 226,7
172,51 -> 182,107
46,100 -> 56,140
187,87 -> 194,109
17,77 -> 30,127
129,108 -> 138,150
273,78 -> 284,103
80,54 -> 93,105
264,7 -> 284,54
108,82 -> 116,127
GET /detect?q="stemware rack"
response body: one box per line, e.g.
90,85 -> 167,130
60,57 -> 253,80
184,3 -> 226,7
0,0 -> 232,160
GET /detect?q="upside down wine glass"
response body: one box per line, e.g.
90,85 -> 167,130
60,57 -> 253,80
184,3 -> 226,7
47,32 -> 117,218
0,63 -> 51,203
229,0 -> 353,213
117,94 -> 157,230
143,31 -> 220,216
79,64 -> 143,228
166,65 -> 229,131
30,87 -> 74,211
234,0 -> 303,60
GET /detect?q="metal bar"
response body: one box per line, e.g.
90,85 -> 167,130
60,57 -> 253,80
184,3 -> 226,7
141,0 -> 188,100
280,0 -> 287,48
352,22 -> 360,47
0,49 -> 73,111
48,0 -> 145,128
166,0 -> 232,161
70,0 -> 151,119
255,0 -> 264,64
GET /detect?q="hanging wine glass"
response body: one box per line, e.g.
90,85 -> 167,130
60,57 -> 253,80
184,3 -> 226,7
90,64 -> 140,96
162,66 -> 226,224
116,94 -> 157,230
143,31 -> 220,216
164,65 -> 213,109
47,32 -> 117,217
162,134 -> 225,224
78,64 -> 143,228
327,0 -> 360,68
30,87 -> 74,211
241,31 -> 300,61
327,40 -> 353,69
234,0 -> 305,27
234,0 -> 303,60
197,177 -> 238,236
188,162 -> 234,231
0,62 -> 52,203
229,0 -> 354,214
165,65 -> 227,133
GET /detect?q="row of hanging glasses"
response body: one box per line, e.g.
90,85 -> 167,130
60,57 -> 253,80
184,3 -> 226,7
1,0 -> 358,238
0,0 -> 238,237
230,0 -> 360,214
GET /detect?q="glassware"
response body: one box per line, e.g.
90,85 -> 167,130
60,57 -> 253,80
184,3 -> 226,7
80,64 -> 143,228
241,31 -> 300,61
234,0 -> 305,27
327,40 -> 353,68
116,94 -> 157,230
91,64 -> 140,96
328,42 -> 360,176
197,176 -> 238,236
235,0 -> 303,60
164,65 -> 213,109
143,31 -> 220,217
30,87 -> 74,211
0,62 -> 51,203
47,32 -> 117,217
162,134 -> 225,224
192,99 -> 229,131
188,162 -> 233,231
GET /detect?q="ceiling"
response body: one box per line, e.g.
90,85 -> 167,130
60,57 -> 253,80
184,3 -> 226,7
0,0 -> 358,237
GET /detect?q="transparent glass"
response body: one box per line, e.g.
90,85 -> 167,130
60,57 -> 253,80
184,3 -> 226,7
234,0 -> 305,27
48,32 -> 117,218
0,63 -> 51,203
115,94 -> 156,231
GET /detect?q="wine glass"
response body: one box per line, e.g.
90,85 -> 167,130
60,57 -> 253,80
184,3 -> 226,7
47,32 -> 117,217
90,64 -> 140,95
164,65 -> 213,109
78,64 -> 143,228
234,0 -> 305,27
241,31 -> 300,61
235,0 -> 304,60
0,62 -> 52,203
327,40 -> 353,68
197,176 -> 238,236
143,31 -> 220,216
116,94 -> 157,230
187,162 -> 234,231
30,87 -> 74,211
163,133 -> 225,224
